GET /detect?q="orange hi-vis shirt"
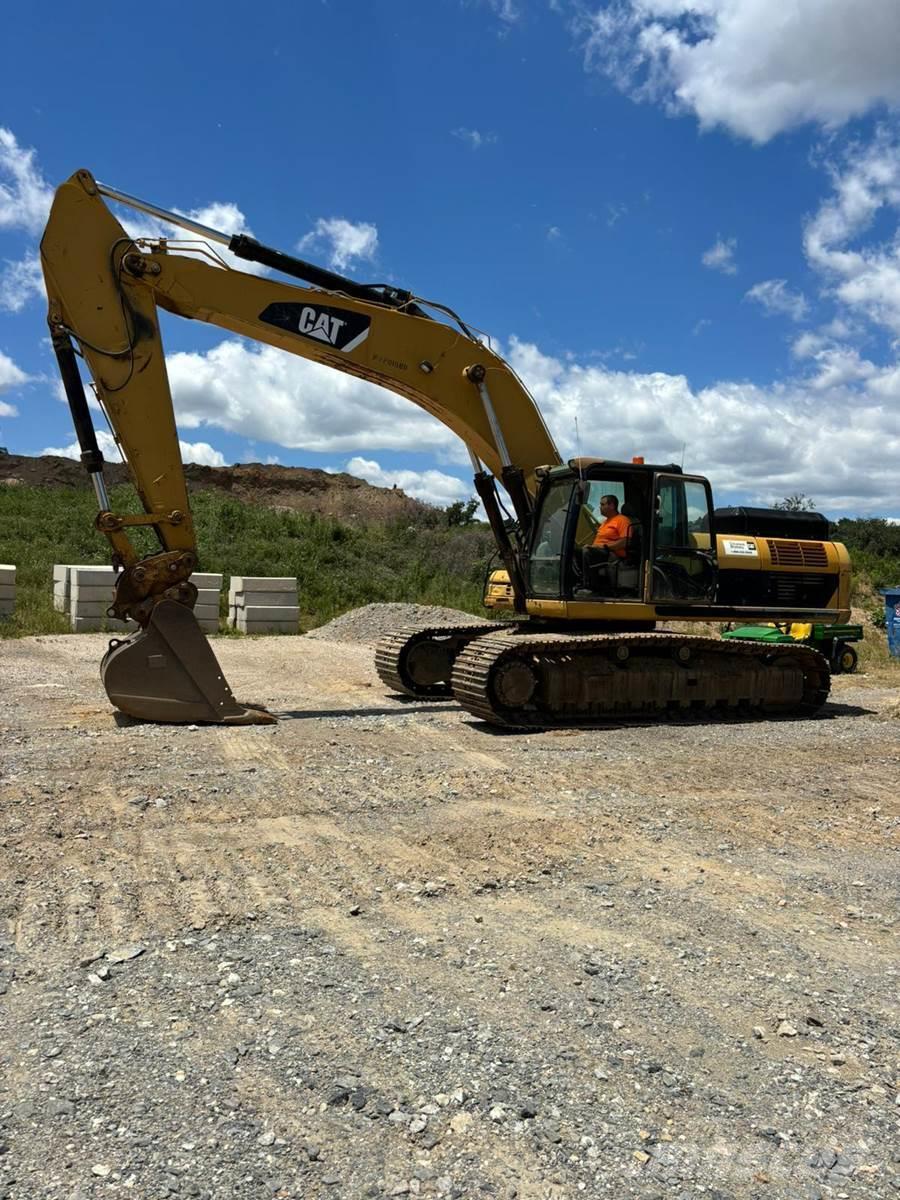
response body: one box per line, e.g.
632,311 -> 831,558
592,513 -> 631,557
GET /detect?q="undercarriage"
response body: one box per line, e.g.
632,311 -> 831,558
376,623 -> 831,727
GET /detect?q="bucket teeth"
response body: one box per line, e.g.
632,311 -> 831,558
100,600 -> 275,725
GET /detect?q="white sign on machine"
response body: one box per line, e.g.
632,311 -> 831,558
722,539 -> 758,557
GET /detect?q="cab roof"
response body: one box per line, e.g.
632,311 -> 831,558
557,458 -> 684,477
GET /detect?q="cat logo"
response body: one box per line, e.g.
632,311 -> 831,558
297,306 -> 346,345
258,301 -> 371,353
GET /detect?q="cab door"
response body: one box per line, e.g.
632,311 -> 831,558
645,474 -> 717,603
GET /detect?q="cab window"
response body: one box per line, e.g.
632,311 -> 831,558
528,480 -> 574,596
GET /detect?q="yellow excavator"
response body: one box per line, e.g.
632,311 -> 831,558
40,169 -> 850,727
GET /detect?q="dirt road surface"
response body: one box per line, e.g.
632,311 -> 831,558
1,626 -> 898,1200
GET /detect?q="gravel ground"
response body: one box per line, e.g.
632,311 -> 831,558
0,609 -> 898,1200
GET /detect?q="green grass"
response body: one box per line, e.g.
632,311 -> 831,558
0,484 -> 498,638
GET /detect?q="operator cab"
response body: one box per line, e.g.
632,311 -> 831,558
527,459 -> 717,606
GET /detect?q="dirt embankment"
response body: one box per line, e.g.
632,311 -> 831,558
0,451 -> 434,521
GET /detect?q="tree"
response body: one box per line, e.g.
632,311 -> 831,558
773,493 -> 817,512
444,498 -> 480,527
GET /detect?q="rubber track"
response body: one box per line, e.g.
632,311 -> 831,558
451,632 -> 831,728
374,623 -> 510,697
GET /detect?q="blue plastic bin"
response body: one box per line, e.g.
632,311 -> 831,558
882,588 -> 900,658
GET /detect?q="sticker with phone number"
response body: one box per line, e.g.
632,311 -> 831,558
722,539 -> 758,556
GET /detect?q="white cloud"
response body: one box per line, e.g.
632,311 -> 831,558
575,0 -> 900,143
485,0 -> 520,23
41,429 -> 226,467
745,279 -> 808,322
0,128 -> 53,233
42,430 -> 119,461
297,217 -> 378,272
547,225 -> 562,241
0,350 -> 28,412
505,335 -> 900,512
0,252 -> 44,312
804,128 -> 900,336
452,127 -> 499,150
791,331 -> 825,360
342,456 -> 473,508
166,340 -> 455,454
179,440 -> 226,467
702,236 -> 737,274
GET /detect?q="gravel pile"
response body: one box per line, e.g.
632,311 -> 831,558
305,603 -> 481,645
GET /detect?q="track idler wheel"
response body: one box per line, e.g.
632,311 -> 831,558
101,599 -> 275,725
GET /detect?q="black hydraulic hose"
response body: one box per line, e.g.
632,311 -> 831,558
52,330 -> 104,474
228,235 -> 430,317
499,464 -> 534,547
474,471 -> 527,614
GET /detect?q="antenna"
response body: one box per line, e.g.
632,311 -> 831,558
574,416 -> 585,482
680,441 -> 686,468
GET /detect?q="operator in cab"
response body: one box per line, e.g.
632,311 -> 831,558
592,494 -> 631,559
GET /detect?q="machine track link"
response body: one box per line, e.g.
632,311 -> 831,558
375,622 -> 510,698
451,632 -> 831,728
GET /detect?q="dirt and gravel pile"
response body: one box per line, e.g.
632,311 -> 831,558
306,603 -> 483,646
0,618 -> 898,1199
0,451 -> 433,522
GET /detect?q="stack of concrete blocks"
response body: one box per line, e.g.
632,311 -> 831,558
54,564 -> 222,633
67,565 -> 131,633
228,576 -> 299,634
192,572 -> 223,634
0,564 -> 15,619
53,564 -> 96,615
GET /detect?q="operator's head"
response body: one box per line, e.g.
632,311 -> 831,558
599,494 -> 619,519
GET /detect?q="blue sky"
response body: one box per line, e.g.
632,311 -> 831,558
2,0 -> 900,516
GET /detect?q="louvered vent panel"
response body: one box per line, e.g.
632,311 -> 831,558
766,539 -> 829,568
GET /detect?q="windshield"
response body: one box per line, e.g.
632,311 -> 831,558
528,479 -> 574,596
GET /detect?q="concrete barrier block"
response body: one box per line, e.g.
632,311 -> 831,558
232,589 -> 298,608
193,604 -> 219,621
192,572 -> 223,589
196,618 -> 219,633
229,576 -> 297,595
70,584 -> 117,603
194,588 -> 221,606
70,615 -> 131,633
71,600 -> 117,618
235,604 -> 299,622
70,566 -> 117,588
0,565 -> 15,587
54,564 -> 118,614
0,584 -> 15,601
235,618 -> 298,634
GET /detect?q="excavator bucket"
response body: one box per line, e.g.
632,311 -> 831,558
100,600 -> 276,725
